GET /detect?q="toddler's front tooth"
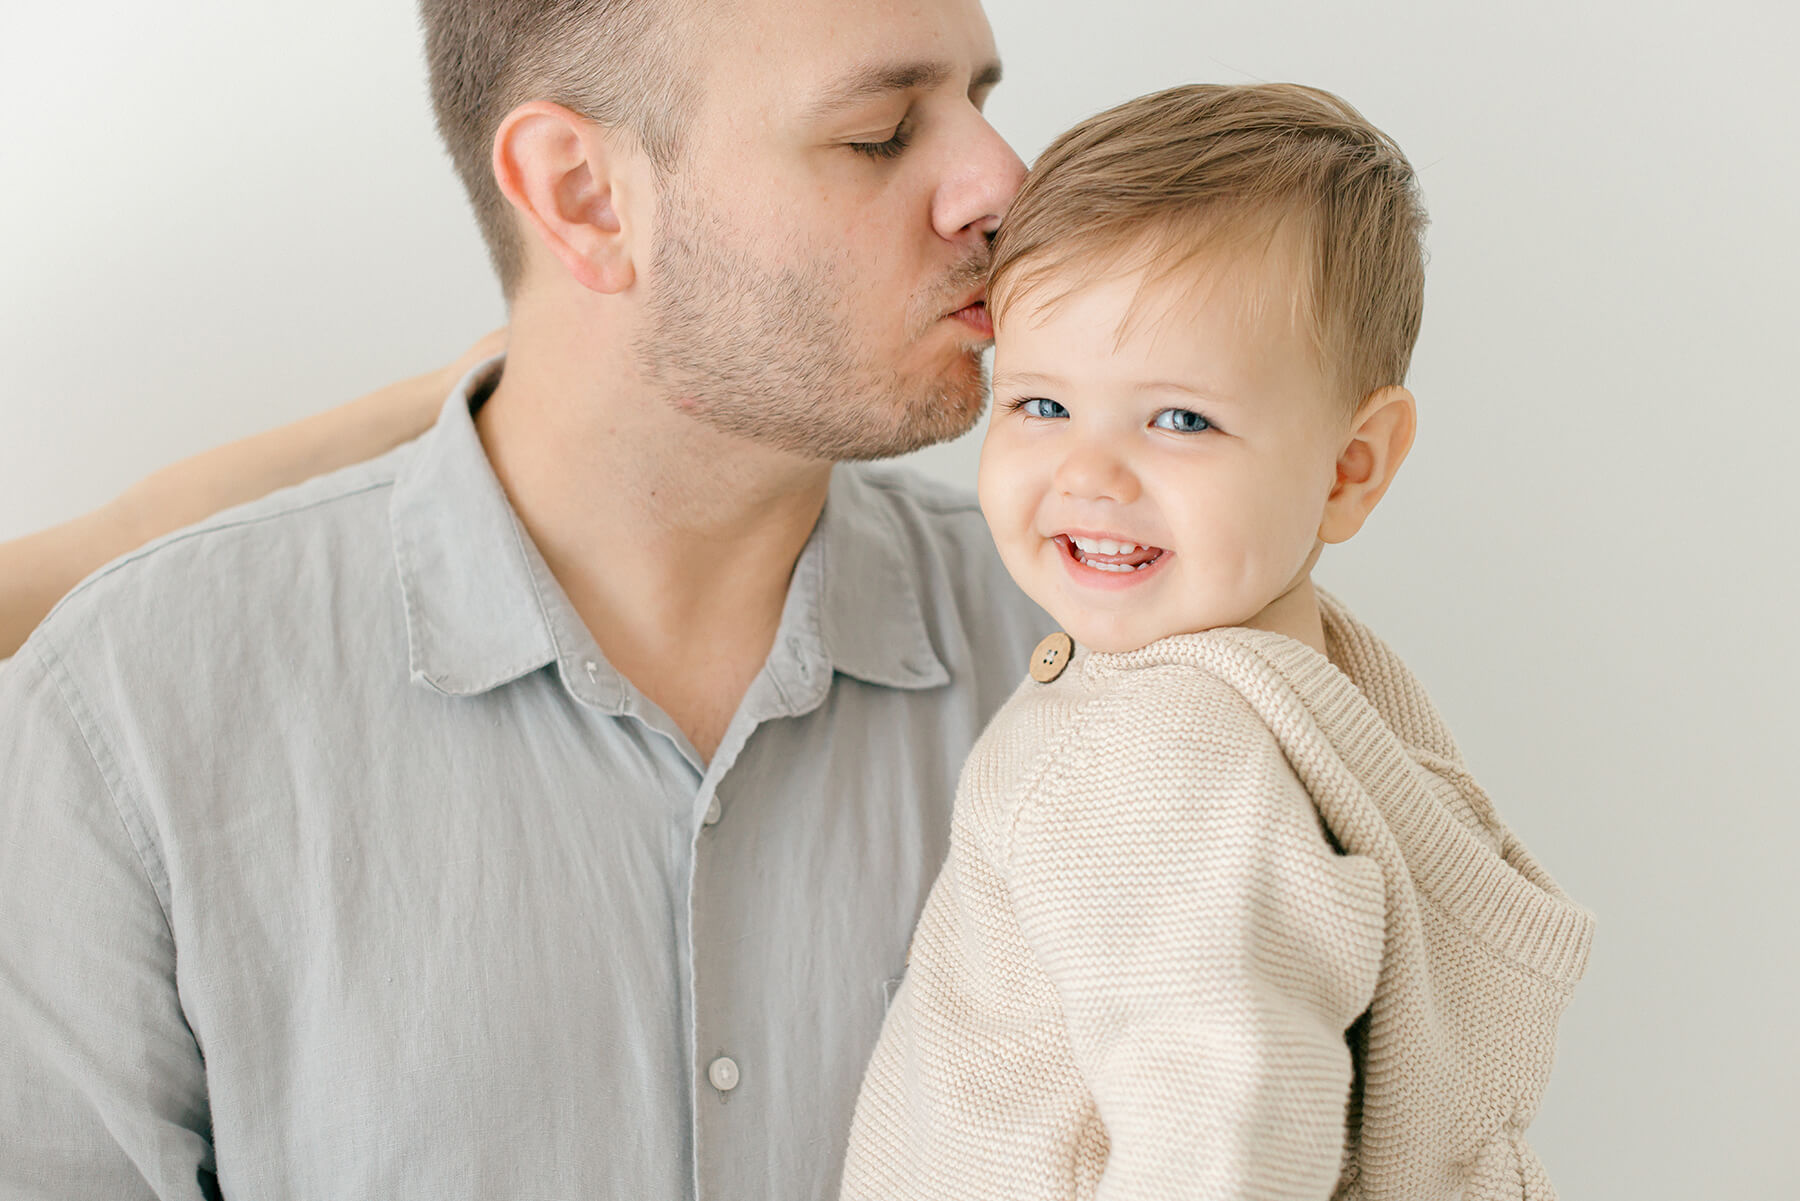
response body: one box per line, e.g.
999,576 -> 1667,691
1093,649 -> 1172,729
1071,536 -> 1144,557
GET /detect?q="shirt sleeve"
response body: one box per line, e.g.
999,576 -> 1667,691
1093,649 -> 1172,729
1004,677 -> 1387,1201
0,644 -> 215,1199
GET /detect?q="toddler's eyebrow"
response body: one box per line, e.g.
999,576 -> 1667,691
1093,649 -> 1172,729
1139,379 -> 1235,405
991,369 -> 1062,391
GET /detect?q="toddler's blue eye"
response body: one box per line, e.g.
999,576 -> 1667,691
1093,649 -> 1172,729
1152,408 -> 1211,433
1020,397 -> 1069,419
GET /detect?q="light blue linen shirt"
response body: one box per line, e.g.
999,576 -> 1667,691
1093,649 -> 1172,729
0,368 -> 1053,1200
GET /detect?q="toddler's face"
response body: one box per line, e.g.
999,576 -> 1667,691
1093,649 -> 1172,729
978,251 -> 1349,653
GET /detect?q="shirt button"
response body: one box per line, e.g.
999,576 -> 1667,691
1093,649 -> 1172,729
708,1056 -> 740,1093
1029,631 -> 1075,683
702,796 -> 723,827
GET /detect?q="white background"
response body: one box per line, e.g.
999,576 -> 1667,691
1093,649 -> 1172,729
4,1 -> 1797,1194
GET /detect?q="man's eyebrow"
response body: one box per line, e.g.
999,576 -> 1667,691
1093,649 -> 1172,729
804,58 -> 1003,121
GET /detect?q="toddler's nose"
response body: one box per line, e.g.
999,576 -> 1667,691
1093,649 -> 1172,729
1053,441 -> 1140,506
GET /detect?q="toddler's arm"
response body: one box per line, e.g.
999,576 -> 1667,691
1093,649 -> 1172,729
1007,682 -> 1387,1200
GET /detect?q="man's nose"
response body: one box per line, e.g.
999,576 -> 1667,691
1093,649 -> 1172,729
933,113 -> 1028,244
1053,439 -> 1140,505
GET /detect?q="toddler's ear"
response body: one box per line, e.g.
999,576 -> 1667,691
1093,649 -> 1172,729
1319,385 -> 1416,544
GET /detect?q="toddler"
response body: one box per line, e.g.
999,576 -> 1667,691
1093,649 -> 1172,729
840,84 -> 1593,1201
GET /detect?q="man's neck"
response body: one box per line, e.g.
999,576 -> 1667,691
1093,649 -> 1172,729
475,317 -> 833,763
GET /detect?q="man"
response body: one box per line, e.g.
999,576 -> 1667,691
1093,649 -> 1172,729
0,0 -> 1052,1196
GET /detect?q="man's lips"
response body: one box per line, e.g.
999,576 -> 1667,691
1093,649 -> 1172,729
947,299 -> 992,338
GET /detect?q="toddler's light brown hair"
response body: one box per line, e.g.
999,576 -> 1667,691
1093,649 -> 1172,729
989,83 -> 1429,409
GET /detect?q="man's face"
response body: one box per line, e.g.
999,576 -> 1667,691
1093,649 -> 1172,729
634,0 -> 1025,462
979,247 -> 1348,654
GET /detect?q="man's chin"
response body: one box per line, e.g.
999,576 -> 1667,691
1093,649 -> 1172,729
851,374 -> 988,462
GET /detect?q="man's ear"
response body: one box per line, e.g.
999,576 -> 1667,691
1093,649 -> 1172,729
1319,384 -> 1417,544
491,101 -> 641,294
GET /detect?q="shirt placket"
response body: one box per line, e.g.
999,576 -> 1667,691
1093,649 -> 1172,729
684,632 -> 833,1201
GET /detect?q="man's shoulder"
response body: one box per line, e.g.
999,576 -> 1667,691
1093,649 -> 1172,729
836,461 -> 1053,656
836,461 -> 1006,586
838,461 -> 984,536
828,462 -> 1052,712
52,450 -> 405,608
28,448 -> 415,683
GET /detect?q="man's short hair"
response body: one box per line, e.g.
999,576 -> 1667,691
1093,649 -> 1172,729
990,83 -> 1429,408
421,0 -> 700,295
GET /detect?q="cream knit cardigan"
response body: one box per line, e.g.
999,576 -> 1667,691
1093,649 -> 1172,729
841,591 -> 1593,1201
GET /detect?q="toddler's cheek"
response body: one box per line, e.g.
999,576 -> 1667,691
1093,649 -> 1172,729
974,440 -> 1012,531
978,448 -> 1035,541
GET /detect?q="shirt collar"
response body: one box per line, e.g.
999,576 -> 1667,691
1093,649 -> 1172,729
390,360 -> 556,697
812,466 -> 951,693
390,359 -> 950,703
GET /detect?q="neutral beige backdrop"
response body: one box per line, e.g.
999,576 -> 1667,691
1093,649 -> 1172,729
4,2 -> 1796,1195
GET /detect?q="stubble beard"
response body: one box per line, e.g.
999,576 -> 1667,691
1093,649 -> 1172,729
634,185 -> 991,463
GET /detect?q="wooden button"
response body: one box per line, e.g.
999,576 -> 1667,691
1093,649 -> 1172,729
1029,632 -> 1074,683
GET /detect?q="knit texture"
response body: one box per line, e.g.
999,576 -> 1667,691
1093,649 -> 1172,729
841,591 -> 1593,1201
